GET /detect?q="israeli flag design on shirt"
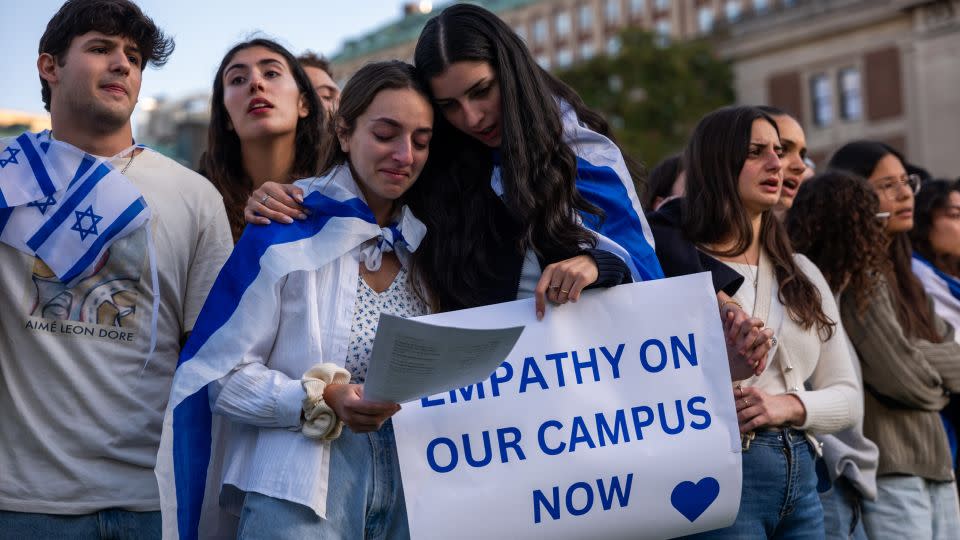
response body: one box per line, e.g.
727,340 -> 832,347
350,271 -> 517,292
0,131 -> 149,284
156,171 -> 424,540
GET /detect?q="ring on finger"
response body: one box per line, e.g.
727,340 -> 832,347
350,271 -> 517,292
260,194 -> 271,205
559,288 -> 570,294
743,397 -> 750,406
768,335 -> 778,347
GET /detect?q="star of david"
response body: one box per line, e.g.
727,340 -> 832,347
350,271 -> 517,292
0,146 -> 21,168
27,195 -> 57,215
71,205 -> 103,241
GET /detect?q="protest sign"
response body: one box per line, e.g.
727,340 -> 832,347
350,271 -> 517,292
392,273 -> 741,539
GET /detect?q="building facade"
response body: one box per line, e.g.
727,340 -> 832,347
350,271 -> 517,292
717,0 -> 960,177
332,0 -> 778,75
333,0 -> 960,176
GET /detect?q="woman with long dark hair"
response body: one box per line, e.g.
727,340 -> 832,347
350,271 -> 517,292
680,106 -> 859,538
203,38 -> 323,241
828,142 -> 960,538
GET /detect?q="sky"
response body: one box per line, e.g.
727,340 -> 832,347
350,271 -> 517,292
0,0 -> 417,115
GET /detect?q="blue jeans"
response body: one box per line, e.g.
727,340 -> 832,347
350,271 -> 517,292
236,419 -> 408,540
862,475 -> 960,540
0,509 -> 160,540
820,477 -> 867,540
685,429 -> 825,539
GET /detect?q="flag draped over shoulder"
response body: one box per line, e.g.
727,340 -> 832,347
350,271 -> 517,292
156,174 -> 400,540
0,131 -> 149,284
559,102 -> 665,282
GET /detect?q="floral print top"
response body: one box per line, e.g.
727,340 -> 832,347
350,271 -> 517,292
345,266 -> 428,383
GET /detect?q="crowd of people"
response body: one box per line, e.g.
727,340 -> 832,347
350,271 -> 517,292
1,0 -> 959,539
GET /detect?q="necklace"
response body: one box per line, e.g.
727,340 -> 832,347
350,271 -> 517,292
742,252 -> 759,316
119,149 -> 139,174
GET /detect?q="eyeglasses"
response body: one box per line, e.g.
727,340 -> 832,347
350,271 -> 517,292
872,173 -> 921,200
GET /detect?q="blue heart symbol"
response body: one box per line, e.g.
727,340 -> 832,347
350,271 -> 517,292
671,477 -> 720,522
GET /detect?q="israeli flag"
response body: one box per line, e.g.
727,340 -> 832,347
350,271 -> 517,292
560,101 -> 665,282
156,174 -> 406,540
0,132 -> 148,284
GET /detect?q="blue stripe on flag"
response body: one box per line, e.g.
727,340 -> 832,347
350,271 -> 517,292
16,133 -> 57,197
69,156 -> 96,189
574,157 -> 664,281
915,253 -> 960,302
0,207 -> 12,235
0,188 -> 6,209
173,191 -> 374,540
26,163 -> 111,251
60,197 -> 147,283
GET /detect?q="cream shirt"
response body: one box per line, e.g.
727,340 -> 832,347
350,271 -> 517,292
0,145 -> 232,514
725,254 -> 861,435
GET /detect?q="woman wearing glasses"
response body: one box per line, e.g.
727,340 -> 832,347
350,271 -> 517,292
828,141 -> 960,539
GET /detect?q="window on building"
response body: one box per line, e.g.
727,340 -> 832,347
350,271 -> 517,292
533,17 -> 548,44
698,7 -> 714,33
579,41 -> 596,60
578,4 -> 593,31
810,73 -> 834,126
557,47 -> 574,68
555,11 -> 571,37
725,0 -> 742,21
655,19 -> 672,45
606,35 -> 622,56
605,0 -> 621,23
838,67 -> 862,121
654,0 -> 669,11
630,0 -> 646,17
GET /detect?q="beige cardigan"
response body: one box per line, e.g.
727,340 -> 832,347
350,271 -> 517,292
728,253 -> 861,438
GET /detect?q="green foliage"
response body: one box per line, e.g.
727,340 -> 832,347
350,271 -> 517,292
556,29 -> 734,170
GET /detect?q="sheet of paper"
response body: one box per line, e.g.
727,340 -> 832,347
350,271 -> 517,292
362,314 -> 525,403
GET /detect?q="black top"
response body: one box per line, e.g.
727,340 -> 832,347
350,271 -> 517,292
646,198 -> 744,296
467,191 -> 633,308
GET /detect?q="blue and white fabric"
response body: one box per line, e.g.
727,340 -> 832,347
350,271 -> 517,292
913,253 -> 960,345
488,101 -> 663,281
156,165 -> 426,540
562,101 -> 663,281
0,131 -> 149,284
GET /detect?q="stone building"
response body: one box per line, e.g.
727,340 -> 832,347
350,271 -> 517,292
717,0 -> 960,177
337,0 -> 960,177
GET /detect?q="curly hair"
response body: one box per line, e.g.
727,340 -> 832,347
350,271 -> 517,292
829,140 -> 942,342
39,0 -> 174,111
785,171 -> 891,315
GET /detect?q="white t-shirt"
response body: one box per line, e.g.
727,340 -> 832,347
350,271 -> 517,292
0,144 -> 233,514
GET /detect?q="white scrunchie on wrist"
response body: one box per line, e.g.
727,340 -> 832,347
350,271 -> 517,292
301,363 -> 351,440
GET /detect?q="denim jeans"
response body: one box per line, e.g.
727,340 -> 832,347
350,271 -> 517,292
236,419 -> 409,540
685,429 -> 825,539
861,475 -> 960,540
0,509 -> 160,540
820,477 -> 868,540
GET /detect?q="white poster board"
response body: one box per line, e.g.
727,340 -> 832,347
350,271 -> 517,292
392,273 -> 742,540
